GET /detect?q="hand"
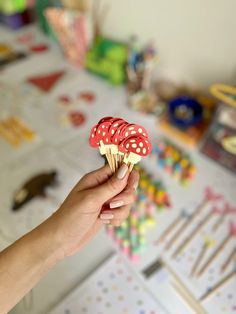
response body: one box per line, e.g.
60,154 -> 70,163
50,164 -> 139,259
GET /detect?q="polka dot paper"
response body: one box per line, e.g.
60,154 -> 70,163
48,254 -> 168,314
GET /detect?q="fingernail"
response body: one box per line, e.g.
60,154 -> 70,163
117,164 -> 128,180
102,220 -> 111,224
110,200 -> 124,209
100,213 -> 114,220
133,181 -> 139,191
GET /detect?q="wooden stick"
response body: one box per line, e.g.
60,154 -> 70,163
221,248 -> 236,274
155,215 -> 184,245
191,244 -> 208,276
165,220 -> 189,251
172,210 -> 212,258
166,199 -> 210,251
163,261 -> 206,314
171,281 -> 207,314
212,215 -> 225,232
200,271 -> 236,302
197,233 -> 232,277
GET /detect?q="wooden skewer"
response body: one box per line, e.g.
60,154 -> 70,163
165,199 -> 210,251
191,245 -> 208,277
155,215 -> 184,245
197,233 -> 232,277
165,220 -> 188,250
212,215 -> 225,232
172,210 -> 213,258
172,281 -> 207,314
190,237 -> 215,276
221,248 -> 236,274
200,270 -> 236,302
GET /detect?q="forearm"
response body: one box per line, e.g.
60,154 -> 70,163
0,217 -> 61,314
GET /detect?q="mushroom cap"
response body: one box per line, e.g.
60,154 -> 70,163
119,135 -> 152,156
89,125 -> 99,147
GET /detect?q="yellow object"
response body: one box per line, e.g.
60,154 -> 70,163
210,84 -> 236,108
222,136 -> 236,155
204,236 -> 216,248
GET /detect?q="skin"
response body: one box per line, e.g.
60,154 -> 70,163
0,164 -> 139,314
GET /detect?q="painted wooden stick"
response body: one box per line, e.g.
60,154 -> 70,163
197,222 -> 236,277
172,210 -> 213,258
221,248 -> 236,274
166,188 -> 222,251
155,212 -> 185,245
190,237 -> 215,276
200,270 -> 236,302
197,233 -> 231,277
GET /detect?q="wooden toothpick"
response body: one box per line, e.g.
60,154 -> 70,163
200,270 -> 236,302
197,222 -> 236,277
220,248 -> 236,274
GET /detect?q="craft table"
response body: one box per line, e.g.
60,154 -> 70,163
0,25 -> 235,314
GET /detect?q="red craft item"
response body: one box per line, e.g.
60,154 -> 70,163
27,71 -> 65,92
69,111 -> 85,127
30,44 -> 49,53
58,95 -> 71,104
108,119 -> 125,140
79,92 -> 96,103
89,125 -> 99,147
96,121 -> 112,144
120,135 -> 152,156
121,124 -> 148,138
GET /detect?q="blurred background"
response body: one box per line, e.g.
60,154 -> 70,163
0,1 -> 236,314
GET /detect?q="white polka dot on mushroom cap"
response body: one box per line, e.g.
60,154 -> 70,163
102,125 -> 105,128
138,128 -> 143,133
143,148 -> 147,154
103,132 -> 106,136
126,144 -> 130,148
111,130 -> 115,134
106,138 -> 109,142
130,139 -> 135,143
129,126 -> 135,130
131,131 -> 136,134
92,134 -> 94,138
139,142 -> 143,147
98,130 -> 101,134
136,148 -> 141,153
125,132 -> 128,137
132,143 -> 137,148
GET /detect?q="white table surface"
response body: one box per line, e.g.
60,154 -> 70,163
1,25 -> 235,314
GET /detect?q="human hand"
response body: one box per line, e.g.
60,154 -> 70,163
50,164 -> 139,259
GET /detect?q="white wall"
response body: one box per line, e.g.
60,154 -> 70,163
100,0 -> 236,88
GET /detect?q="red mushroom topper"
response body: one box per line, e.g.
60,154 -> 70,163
120,135 -> 152,164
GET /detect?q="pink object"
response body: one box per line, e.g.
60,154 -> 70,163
204,187 -> 223,202
130,254 -> 140,263
229,221 -> 236,236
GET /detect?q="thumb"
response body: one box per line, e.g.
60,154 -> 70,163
90,164 -> 129,204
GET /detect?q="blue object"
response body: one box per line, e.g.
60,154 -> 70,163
169,96 -> 203,128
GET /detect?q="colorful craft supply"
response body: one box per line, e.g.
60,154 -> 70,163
27,71 -> 65,92
89,117 -> 152,173
197,221 -> 236,277
212,203 -> 235,232
107,191 -> 156,262
45,8 -> 90,67
210,84 -> 236,109
0,116 -> 35,147
137,165 -> 171,210
152,139 -> 196,186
